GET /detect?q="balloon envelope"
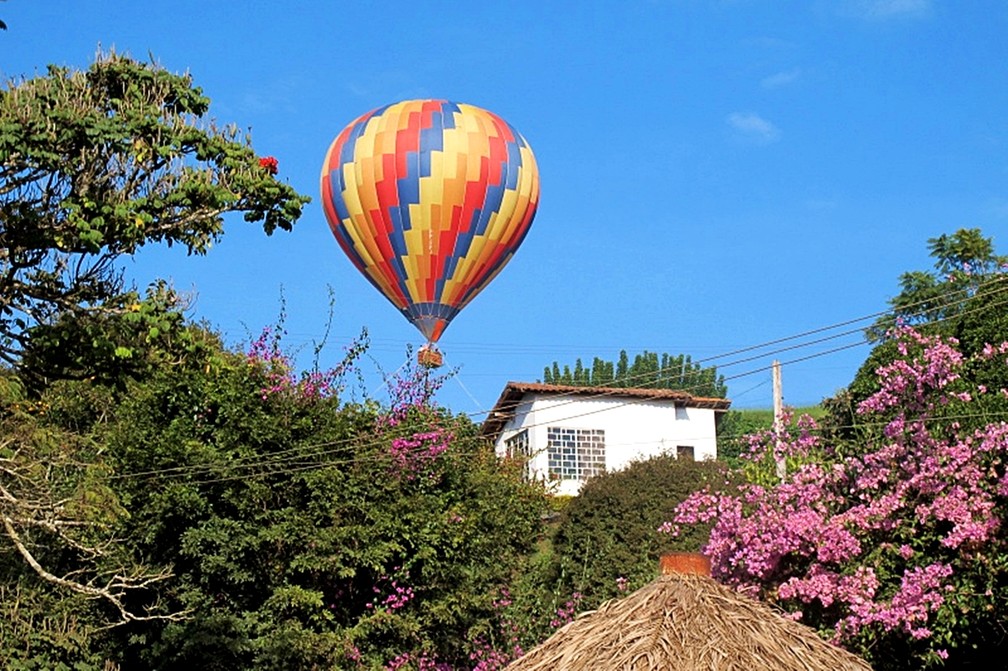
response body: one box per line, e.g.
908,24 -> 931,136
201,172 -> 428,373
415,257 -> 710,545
320,100 -> 540,344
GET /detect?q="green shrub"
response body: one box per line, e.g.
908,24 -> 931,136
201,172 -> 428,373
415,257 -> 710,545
543,455 -> 735,611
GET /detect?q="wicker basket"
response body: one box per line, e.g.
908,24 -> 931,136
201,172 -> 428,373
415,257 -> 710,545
417,345 -> 443,368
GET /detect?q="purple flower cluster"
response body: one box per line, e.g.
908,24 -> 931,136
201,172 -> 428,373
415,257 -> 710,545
366,570 -> 415,612
666,327 -> 1008,653
469,638 -> 522,671
388,429 -> 451,480
246,325 -> 363,401
380,354 -> 452,426
465,587 -> 525,671
384,652 -> 451,671
549,592 -> 582,629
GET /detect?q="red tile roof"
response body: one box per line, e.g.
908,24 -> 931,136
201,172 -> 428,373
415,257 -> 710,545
481,381 -> 731,441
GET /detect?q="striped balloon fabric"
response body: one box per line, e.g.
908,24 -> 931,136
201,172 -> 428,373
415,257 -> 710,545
320,100 -> 540,344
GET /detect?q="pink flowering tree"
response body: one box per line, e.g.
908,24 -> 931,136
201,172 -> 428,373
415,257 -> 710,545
667,327 -> 1008,669
246,323 -> 368,402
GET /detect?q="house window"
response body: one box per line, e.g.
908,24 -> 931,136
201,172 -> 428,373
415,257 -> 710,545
677,445 -> 695,461
547,427 -> 606,481
505,429 -> 531,478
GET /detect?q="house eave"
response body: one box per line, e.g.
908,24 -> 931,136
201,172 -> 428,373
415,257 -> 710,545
480,381 -> 732,444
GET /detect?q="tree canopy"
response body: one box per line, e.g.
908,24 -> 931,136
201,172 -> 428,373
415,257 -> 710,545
0,51 -> 314,665
824,228 -> 1008,442
542,350 -> 727,398
867,228 -> 1006,341
0,51 -> 309,372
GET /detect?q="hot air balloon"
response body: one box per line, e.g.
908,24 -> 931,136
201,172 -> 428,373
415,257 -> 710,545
320,100 -> 540,367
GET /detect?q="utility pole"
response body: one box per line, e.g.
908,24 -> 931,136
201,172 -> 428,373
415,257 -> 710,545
772,360 -> 785,480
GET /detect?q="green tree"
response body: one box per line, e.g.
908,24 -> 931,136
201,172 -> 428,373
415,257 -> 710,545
0,51 -> 309,374
824,229 -> 1008,442
74,331 -> 546,670
543,349 -> 727,398
590,356 -> 613,386
572,358 -> 587,385
527,455 -> 735,620
867,228 -> 1007,341
0,50 -> 310,663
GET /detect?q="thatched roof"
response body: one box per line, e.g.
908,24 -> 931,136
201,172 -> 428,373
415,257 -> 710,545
506,572 -> 873,671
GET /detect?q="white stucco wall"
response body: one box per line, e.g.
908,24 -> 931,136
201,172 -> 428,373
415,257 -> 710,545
494,394 -> 720,496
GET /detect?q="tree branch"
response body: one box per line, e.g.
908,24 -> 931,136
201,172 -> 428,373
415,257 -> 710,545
2,509 -> 187,626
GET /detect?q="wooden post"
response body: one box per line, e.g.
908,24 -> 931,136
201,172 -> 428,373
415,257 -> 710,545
772,360 -> 785,480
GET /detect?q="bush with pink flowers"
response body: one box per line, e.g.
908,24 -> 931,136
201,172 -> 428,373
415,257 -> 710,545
667,327 -> 1008,669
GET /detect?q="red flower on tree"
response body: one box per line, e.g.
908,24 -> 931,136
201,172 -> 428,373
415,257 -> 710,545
259,156 -> 279,175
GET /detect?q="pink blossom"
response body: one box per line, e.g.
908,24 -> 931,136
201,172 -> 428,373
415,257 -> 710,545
667,328 -> 1008,660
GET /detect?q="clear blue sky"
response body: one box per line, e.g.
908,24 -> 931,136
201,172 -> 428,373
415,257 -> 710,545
3,1 -> 1006,416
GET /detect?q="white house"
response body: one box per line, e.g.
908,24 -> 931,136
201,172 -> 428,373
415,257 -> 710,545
482,382 -> 731,496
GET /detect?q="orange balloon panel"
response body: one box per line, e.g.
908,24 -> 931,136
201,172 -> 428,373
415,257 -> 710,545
321,100 -> 539,343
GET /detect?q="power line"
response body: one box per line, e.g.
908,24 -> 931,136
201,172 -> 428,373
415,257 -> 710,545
217,272 -> 1006,365
98,277 -> 1008,485
459,280 -> 1008,424
104,288 -> 1008,486
225,275 -> 1008,424
106,406 -> 1008,488
323,280 -> 1008,454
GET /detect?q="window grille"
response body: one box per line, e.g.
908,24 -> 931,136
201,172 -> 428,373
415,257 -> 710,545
547,427 -> 606,481
505,429 -> 531,478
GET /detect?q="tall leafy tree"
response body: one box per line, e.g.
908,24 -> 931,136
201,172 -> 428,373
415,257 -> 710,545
0,50 -> 310,663
0,51 -> 309,376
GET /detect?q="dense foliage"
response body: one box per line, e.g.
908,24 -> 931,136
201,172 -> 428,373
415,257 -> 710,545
867,228 -> 1006,341
0,371 -> 171,670
2,323 -> 550,670
542,350 -> 726,398
669,327 -> 1008,669
541,455 -> 734,611
0,51 -> 309,374
97,330 -> 547,670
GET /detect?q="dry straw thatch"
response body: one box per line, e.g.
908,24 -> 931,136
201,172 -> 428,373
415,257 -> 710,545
506,572 -> 873,671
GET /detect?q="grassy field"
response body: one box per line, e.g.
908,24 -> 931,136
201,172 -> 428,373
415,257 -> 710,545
729,405 -> 826,426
